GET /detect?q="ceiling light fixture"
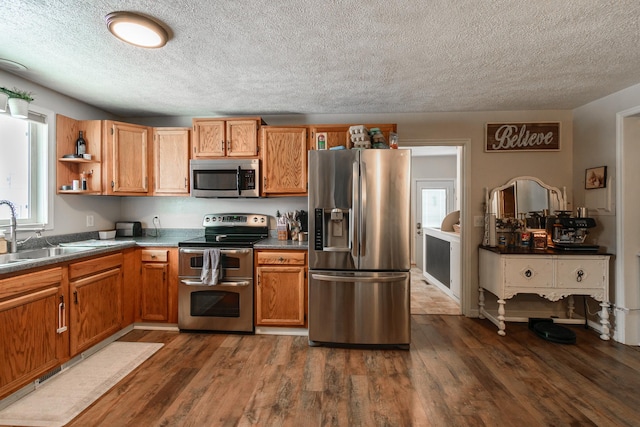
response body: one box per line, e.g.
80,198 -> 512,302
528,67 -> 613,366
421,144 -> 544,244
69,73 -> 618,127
105,12 -> 169,48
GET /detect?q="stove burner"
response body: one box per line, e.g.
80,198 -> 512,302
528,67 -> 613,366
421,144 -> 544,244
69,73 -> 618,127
179,213 -> 269,248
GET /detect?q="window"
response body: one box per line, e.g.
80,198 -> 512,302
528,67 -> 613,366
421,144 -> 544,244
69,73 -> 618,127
0,111 -> 49,228
418,179 -> 455,228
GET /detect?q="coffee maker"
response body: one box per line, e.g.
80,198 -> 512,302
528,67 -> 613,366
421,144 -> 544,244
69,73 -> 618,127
546,212 -> 599,251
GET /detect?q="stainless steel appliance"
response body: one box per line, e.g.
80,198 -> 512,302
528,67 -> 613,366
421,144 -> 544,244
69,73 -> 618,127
308,149 -> 411,348
178,213 -> 268,332
190,159 -> 259,198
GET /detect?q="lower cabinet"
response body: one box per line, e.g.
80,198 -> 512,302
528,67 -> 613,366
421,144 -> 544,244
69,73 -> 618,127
255,250 -> 307,327
69,253 -> 123,355
0,268 -> 67,399
138,248 -> 178,323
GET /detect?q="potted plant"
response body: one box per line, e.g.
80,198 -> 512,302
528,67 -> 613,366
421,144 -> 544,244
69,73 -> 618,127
5,87 -> 34,118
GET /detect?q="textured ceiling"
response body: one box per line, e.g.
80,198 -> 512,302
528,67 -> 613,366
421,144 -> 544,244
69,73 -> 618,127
1,1 -> 639,118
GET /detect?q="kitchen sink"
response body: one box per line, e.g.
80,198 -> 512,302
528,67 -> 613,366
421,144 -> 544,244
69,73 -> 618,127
0,246 -> 93,265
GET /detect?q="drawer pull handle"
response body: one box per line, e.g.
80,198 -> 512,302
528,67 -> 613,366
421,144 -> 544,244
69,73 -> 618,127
525,269 -> 532,278
576,269 -> 584,282
278,257 -> 284,262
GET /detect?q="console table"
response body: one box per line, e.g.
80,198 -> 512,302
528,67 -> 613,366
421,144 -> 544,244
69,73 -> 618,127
478,246 -> 611,340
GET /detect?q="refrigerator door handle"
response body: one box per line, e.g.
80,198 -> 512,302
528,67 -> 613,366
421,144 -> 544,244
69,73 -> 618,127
360,159 -> 367,257
352,160 -> 359,260
311,273 -> 407,283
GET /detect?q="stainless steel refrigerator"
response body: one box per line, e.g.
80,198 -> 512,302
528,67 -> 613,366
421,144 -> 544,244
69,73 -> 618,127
308,149 -> 411,348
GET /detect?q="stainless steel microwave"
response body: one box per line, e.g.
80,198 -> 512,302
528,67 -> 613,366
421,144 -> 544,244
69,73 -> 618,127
190,159 -> 260,198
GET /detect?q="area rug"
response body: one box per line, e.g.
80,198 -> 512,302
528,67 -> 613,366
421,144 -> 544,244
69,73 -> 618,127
0,341 -> 163,427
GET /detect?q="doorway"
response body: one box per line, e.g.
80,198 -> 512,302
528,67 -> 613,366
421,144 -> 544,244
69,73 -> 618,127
415,179 -> 456,271
402,142 -> 467,315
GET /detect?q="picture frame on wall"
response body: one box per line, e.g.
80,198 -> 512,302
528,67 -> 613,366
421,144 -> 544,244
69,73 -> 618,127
316,132 -> 327,150
585,166 -> 607,189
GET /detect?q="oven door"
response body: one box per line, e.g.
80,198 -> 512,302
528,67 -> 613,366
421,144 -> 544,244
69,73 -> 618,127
179,247 -> 253,279
178,280 -> 254,332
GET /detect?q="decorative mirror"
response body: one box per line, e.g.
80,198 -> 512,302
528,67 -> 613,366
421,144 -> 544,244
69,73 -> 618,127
486,176 -> 566,219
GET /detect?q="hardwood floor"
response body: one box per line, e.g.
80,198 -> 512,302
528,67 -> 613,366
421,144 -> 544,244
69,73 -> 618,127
410,267 -> 461,315
65,317 -> 640,427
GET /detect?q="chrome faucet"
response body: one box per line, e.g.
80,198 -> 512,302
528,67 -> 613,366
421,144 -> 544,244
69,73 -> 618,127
0,200 -> 18,253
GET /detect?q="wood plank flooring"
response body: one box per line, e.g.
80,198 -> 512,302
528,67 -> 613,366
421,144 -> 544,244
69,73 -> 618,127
63,317 -> 640,427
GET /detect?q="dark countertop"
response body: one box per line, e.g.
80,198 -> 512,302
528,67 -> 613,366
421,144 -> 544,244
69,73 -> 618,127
1,234 -> 309,277
479,245 -> 612,256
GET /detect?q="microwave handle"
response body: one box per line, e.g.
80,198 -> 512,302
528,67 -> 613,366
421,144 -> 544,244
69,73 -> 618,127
237,166 -> 241,196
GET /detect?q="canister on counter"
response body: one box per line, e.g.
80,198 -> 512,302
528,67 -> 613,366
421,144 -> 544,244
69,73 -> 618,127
533,230 -> 547,249
520,231 -> 531,247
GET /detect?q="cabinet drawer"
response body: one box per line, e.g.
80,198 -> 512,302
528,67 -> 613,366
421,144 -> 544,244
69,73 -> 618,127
556,258 -> 607,289
69,252 -> 123,279
141,249 -> 169,263
504,257 -> 553,288
0,267 -> 63,300
257,251 -> 306,265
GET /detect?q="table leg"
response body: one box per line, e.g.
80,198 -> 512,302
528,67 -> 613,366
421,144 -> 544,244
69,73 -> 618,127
497,299 -> 506,336
599,301 -> 611,340
478,287 -> 485,319
567,295 -> 575,319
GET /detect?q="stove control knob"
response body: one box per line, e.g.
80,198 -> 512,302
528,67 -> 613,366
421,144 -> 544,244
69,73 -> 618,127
261,217 -> 265,223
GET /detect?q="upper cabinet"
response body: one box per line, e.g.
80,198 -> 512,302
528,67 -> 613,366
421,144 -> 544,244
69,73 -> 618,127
103,121 -> 151,196
152,127 -> 190,196
260,126 -> 308,197
192,117 -> 265,159
56,115 -> 103,194
308,123 -> 397,150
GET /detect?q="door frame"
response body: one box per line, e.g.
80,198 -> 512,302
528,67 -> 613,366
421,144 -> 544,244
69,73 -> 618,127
402,139 -> 470,316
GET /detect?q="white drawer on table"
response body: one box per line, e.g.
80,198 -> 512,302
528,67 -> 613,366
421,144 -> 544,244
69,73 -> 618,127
504,257 -> 553,288
556,258 -> 607,289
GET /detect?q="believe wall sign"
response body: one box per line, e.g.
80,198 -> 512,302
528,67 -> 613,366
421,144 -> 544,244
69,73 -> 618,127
485,122 -> 560,152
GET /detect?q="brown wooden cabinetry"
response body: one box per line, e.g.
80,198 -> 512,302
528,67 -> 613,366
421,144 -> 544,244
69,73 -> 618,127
309,123 -> 397,149
152,127 -> 190,196
260,126 -> 308,197
69,253 -> 123,355
103,121 -> 151,195
0,268 -> 67,399
138,248 -> 178,323
255,250 -> 307,327
192,117 -> 264,158
56,114 -> 103,194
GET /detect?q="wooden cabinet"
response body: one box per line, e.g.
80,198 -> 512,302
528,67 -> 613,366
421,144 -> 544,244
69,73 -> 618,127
0,268 -> 67,399
103,121 -> 151,195
152,127 -> 190,196
255,250 -> 307,327
56,114 -> 103,194
308,123 -> 397,150
138,248 -> 178,323
260,126 -> 308,197
478,247 -> 611,339
69,253 -> 123,355
192,117 -> 264,158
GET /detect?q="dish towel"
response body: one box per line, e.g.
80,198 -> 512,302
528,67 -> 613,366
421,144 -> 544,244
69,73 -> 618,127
200,248 -> 221,285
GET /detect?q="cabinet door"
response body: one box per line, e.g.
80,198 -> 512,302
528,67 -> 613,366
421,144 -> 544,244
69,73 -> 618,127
106,121 -> 150,194
226,120 -> 259,157
504,256 -> 554,290
261,127 -> 308,196
153,127 -> 190,195
309,125 -> 351,149
70,267 -> 122,355
556,257 -> 608,294
140,263 -> 169,322
192,119 -> 225,158
256,266 -> 306,326
0,269 -> 65,400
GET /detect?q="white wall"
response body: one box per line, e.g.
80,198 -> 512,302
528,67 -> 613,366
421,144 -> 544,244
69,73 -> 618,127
573,82 -> 640,345
1,70 -> 122,237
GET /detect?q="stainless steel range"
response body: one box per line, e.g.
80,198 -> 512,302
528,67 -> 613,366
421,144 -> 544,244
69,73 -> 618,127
178,213 -> 268,332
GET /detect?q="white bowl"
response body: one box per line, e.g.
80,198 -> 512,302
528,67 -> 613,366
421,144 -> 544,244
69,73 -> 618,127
98,230 -> 116,240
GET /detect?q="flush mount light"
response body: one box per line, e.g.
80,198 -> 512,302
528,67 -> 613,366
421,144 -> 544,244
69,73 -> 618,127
105,12 -> 169,48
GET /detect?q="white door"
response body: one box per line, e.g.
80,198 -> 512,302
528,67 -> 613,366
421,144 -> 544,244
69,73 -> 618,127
415,179 -> 455,271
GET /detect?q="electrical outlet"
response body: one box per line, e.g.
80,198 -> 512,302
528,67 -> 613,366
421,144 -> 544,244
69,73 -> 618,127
86,215 -> 94,227
153,216 -> 160,226
473,215 -> 485,227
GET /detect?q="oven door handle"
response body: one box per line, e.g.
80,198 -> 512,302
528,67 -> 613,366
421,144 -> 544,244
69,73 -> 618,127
180,279 -> 251,287
180,248 -> 251,255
